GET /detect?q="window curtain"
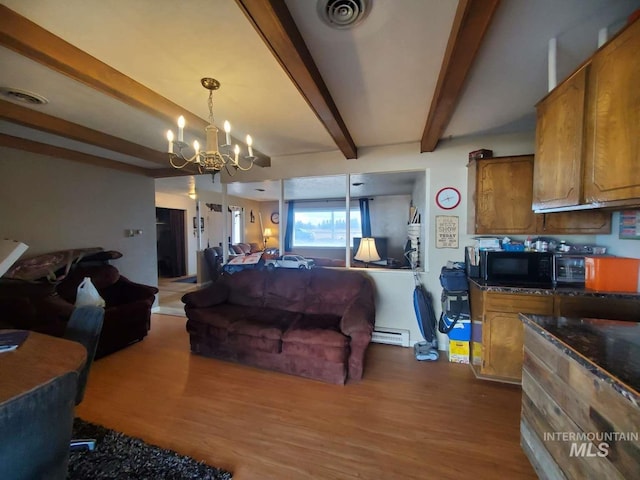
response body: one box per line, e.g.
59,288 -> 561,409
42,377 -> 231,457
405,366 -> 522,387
284,200 -> 295,252
359,198 -> 372,237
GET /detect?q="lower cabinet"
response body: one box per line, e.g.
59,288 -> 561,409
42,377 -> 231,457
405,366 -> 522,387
554,294 -> 640,321
470,283 -> 553,383
469,283 -> 640,384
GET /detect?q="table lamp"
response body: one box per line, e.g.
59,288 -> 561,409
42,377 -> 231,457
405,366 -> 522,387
354,237 -> 380,267
263,228 -> 272,250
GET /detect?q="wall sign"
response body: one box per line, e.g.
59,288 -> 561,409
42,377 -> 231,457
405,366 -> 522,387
436,215 -> 459,249
619,210 -> 640,239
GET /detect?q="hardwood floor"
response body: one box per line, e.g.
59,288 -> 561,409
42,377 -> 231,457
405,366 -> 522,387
77,312 -> 536,480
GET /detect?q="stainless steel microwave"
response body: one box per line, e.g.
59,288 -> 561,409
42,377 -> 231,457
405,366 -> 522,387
479,251 -> 554,286
553,254 -> 586,286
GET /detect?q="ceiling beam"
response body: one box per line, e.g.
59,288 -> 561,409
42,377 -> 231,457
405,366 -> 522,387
0,4 -> 270,167
0,133 -> 153,176
0,99 -> 182,168
235,0 -> 357,159
421,0 -> 501,152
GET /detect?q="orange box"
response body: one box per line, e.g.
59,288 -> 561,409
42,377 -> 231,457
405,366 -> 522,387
585,257 -> 640,293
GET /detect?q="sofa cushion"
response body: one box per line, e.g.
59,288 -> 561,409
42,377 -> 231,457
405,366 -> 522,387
225,270 -> 266,307
185,304 -> 249,341
303,269 -> 366,316
282,313 -> 348,362
263,270 -> 310,313
228,309 -> 300,340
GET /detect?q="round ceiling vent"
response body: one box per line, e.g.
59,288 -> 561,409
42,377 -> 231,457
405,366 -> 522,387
0,87 -> 49,105
318,0 -> 370,29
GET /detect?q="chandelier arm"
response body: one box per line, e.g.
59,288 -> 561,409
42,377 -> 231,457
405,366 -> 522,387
169,155 -> 194,169
233,157 -> 256,171
224,164 -> 237,177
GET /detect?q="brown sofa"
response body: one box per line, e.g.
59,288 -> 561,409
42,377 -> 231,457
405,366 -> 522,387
182,268 -> 376,384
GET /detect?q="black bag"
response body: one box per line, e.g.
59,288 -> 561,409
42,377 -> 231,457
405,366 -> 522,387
438,290 -> 470,334
439,267 -> 468,292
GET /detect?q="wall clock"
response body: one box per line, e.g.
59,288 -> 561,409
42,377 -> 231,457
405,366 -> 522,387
435,187 -> 461,210
270,212 -> 280,224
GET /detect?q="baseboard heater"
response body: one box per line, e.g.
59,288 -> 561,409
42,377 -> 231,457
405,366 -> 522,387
371,327 -> 410,347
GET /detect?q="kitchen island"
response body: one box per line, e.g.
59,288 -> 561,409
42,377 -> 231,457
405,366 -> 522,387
519,314 -> 639,480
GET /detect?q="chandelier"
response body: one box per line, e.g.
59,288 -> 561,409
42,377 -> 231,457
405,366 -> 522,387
165,77 -> 256,177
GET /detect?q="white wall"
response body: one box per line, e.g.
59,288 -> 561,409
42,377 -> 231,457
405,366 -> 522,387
0,147 -> 157,286
596,211 -> 640,258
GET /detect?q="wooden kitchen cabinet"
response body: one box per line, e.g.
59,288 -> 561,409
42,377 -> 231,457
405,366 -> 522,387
534,17 -> 640,211
468,155 -> 537,234
533,65 -> 587,211
553,294 -> 640,321
470,282 -> 553,384
583,18 -> 640,205
536,210 -> 611,234
468,155 -> 611,235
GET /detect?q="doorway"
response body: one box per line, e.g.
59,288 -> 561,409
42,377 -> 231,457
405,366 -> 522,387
156,207 -> 187,278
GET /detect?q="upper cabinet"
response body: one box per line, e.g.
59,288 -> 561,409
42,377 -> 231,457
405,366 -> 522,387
468,155 -> 537,234
584,18 -> 640,205
533,66 -> 587,210
533,18 -> 640,212
468,155 -> 611,235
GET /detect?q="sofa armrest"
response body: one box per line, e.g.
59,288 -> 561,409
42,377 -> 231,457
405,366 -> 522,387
182,283 -> 230,308
340,294 -> 375,337
107,276 -> 159,304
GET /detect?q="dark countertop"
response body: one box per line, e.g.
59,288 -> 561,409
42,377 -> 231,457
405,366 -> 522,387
469,278 -> 640,299
520,314 -> 640,404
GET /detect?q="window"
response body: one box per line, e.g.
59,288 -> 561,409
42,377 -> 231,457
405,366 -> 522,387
292,206 -> 362,247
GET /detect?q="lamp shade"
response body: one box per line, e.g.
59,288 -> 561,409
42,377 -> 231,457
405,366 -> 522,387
354,237 -> 381,263
263,228 -> 273,238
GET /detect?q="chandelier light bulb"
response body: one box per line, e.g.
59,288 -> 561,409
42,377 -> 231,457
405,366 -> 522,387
246,134 -> 253,157
193,140 -> 200,156
177,115 -> 185,142
166,130 -> 174,153
234,144 -> 240,163
223,120 -> 231,146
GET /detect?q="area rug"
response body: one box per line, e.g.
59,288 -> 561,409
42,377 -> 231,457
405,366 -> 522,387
68,418 -> 232,480
173,276 -> 197,284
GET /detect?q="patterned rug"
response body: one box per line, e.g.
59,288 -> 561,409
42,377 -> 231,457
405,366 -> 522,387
68,419 -> 232,479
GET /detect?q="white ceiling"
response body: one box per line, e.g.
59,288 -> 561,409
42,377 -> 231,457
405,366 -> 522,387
1,0 -> 639,199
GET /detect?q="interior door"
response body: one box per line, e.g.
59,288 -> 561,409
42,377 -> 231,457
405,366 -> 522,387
156,207 -> 186,277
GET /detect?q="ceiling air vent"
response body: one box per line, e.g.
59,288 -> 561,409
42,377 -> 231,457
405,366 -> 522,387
0,87 -> 49,105
318,0 -> 370,29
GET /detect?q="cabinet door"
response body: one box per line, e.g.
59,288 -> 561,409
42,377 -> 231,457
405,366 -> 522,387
482,311 -> 524,381
554,295 -> 640,321
584,19 -> 640,203
533,66 -> 587,210
538,210 -> 611,234
474,156 -> 537,234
